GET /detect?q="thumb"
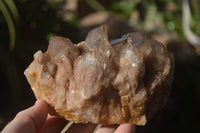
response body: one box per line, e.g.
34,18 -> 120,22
2,99 -> 48,133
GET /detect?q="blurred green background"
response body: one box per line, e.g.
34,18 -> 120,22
0,0 -> 200,132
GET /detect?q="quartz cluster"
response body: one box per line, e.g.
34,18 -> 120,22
24,25 -> 174,125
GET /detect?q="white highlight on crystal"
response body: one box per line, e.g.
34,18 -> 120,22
132,63 -> 136,67
103,63 -> 106,70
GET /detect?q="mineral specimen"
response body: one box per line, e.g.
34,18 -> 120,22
24,25 -> 174,126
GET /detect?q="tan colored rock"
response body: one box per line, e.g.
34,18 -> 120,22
24,25 -> 174,126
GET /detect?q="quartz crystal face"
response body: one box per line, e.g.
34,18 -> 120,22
24,25 -> 174,126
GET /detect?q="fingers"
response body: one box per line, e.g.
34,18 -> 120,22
95,125 -> 118,133
95,124 -> 135,133
1,98 -> 135,133
65,123 -> 97,133
114,123 -> 135,133
2,99 -> 48,133
37,115 -> 68,133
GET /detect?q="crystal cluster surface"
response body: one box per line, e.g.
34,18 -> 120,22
24,25 -> 174,125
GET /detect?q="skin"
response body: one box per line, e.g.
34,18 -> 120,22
1,100 -> 135,133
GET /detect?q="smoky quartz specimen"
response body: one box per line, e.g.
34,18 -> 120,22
24,25 -> 174,126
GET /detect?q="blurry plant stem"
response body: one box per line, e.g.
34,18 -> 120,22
0,0 -> 21,105
61,122 -> 102,133
93,124 -> 102,133
61,121 -> 73,133
85,0 -> 106,11
4,0 -> 20,23
182,0 -> 200,46
0,0 -> 16,51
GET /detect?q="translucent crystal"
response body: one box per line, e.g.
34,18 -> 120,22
24,25 -> 174,126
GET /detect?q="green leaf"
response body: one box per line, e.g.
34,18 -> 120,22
4,0 -> 20,23
46,32 -> 58,41
0,0 -> 16,51
112,1 -> 135,18
85,0 -> 106,11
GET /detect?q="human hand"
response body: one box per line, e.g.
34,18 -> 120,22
1,100 -> 135,133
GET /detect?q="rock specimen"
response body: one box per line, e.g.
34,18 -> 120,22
24,25 -> 174,126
